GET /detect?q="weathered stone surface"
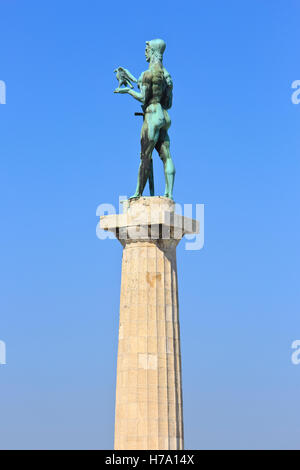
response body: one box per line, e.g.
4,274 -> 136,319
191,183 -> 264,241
100,197 -> 198,450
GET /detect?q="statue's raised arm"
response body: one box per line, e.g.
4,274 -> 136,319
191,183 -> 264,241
114,39 -> 176,200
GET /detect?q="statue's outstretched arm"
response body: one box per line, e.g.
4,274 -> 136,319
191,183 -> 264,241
127,85 -> 146,103
114,73 -> 149,105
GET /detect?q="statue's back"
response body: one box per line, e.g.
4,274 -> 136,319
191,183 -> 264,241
143,64 -> 173,110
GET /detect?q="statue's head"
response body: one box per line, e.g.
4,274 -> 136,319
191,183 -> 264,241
145,39 -> 166,63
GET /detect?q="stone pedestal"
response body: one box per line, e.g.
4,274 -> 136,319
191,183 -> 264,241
100,197 -> 199,450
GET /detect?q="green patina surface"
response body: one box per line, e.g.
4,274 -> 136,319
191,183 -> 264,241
114,39 -> 175,200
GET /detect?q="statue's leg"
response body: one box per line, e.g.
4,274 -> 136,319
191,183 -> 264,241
155,130 -> 176,199
131,114 -> 159,198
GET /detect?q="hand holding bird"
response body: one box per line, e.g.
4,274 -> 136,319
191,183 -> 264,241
114,87 -> 130,94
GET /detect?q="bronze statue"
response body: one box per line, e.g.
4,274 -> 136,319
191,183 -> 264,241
114,39 -> 175,199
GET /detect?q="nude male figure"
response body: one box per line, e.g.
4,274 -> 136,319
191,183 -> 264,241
114,39 -> 176,199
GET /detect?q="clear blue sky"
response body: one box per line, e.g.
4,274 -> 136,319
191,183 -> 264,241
0,0 -> 299,450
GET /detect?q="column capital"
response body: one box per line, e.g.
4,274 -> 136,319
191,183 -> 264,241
100,196 -> 199,247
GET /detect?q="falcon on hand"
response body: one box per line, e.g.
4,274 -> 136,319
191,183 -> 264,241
114,67 -> 137,93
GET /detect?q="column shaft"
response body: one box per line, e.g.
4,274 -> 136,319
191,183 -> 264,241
114,240 -> 184,450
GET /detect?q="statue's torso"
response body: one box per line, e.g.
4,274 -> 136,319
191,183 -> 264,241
139,63 -> 172,110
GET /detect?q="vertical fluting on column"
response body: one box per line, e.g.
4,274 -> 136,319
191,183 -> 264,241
114,239 -> 184,450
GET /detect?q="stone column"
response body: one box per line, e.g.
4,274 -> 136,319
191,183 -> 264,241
100,197 -> 198,450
